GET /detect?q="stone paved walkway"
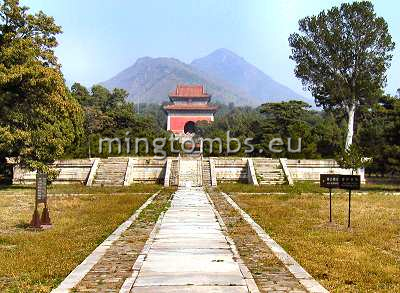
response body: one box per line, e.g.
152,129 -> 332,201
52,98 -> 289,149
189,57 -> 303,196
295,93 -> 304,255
125,187 -> 256,292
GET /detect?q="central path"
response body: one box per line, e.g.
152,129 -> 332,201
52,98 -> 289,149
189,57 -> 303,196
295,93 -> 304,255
127,187 -> 256,292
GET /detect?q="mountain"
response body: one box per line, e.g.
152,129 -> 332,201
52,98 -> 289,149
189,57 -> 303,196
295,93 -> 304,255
191,48 -> 305,103
101,57 -> 254,105
101,49 -> 306,106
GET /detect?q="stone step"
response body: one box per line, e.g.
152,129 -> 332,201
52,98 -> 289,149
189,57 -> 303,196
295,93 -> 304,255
259,177 -> 285,181
202,160 -> 212,186
257,170 -> 283,174
254,159 -> 286,185
93,180 -> 123,186
93,179 -> 124,183
256,165 -> 281,168
179,159 -> 202,186
259,181 -> 286,185
258,172 -> 284,177
92,159 -> 128,186
96,173 -> 125,179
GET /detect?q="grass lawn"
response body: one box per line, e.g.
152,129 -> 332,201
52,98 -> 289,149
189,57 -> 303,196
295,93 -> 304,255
218,181 -> 327,194
0,183 -> 161,195
0,184 -> 162,292
220,183 -> 400,292
218,181 -> 400,194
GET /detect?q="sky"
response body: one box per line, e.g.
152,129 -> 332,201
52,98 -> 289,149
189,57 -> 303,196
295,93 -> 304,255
22,0 -> 400,99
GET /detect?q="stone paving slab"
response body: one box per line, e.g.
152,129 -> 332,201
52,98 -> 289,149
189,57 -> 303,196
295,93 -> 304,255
131,285 -> 249,293
127,187 -> 257,292
154,235 -> 226,242
134,272 -> 246,287
149,241 -> 230,250
139,257 -> 241,274
145,248 -> 232,255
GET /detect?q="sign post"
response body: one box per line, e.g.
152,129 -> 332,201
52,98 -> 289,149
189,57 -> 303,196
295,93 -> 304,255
30,172 -> 51,229
320,174 -> 361,228
329,188 -> 332,223
30,198 -> 42,229
348,189 -> 351,228
338,175 -> 360,228
320,174 -> 340,223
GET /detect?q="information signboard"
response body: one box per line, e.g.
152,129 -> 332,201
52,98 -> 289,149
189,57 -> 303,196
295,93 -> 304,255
338,175 -> 361,190
36,172 -> 47,204
320,174 -> 340,189
320,174 -> 361,228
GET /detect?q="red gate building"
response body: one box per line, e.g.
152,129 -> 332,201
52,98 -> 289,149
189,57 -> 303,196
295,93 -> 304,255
164,85 -> 217,134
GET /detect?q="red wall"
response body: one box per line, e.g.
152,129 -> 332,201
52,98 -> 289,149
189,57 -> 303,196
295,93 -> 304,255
170,115 -> 212,133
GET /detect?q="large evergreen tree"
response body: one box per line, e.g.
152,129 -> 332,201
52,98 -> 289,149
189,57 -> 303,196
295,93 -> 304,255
0,0 -> 83,172
289,1 -> 395,150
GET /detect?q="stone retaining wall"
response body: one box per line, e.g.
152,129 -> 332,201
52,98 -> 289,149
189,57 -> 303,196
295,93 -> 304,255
11,157 -> 365,185
287,159 -> 365,183
12,159 -> 93,185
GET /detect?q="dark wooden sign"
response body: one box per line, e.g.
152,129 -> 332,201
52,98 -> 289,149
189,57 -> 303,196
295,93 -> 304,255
36,172 -> 47,204
320,174 -> 361,228
30,172 -> 52,229
320,174 -> 340,189
339,175 -> 361,190
339,174 -> 361,228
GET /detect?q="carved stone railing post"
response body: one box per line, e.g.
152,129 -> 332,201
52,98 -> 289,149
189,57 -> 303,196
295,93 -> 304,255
86,158 -> 100,186
247,158 -> 259,186
164,158 -> 172,187
209,158 -> 217,186
279,158 -> 294,186
123,158 -> 135,186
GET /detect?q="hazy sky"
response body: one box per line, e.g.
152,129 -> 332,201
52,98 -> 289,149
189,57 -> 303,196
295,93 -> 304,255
22,0 -> 400,99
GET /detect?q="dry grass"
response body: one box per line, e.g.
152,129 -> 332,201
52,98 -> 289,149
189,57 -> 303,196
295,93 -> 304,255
219,181 -> 326,194
0,183 -> 161,196
225,187 -> 400,292
219,181 -> 400,194
0,185 -> 162,292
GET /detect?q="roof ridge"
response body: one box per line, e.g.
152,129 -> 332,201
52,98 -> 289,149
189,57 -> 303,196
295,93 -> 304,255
169,84 -> 210,98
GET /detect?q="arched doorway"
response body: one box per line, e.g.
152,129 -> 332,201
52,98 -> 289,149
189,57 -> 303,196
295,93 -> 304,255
184,121 -> 196,134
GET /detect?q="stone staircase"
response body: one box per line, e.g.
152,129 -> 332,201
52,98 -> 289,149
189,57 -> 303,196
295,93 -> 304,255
169,159 -> 179,186
202,158 -> 212,186
178,158 -> 202,187
253,158 -> 286,185
92,157 -> 129,186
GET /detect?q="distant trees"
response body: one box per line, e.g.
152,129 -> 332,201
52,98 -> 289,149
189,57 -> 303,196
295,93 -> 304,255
257,101 -> 315,157
358,95 -> 400,175
0,0 -> 83,173
68,83 -> 168,157
289,1 -> 395,150
1,0 -> 398,179
196,101 -> 344,159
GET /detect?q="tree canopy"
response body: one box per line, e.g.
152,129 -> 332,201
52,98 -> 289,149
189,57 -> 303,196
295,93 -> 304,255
1,0 -> 398,179
289,1 -> 395,149
0,0 -> 83,173
68,83 -> 170,158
